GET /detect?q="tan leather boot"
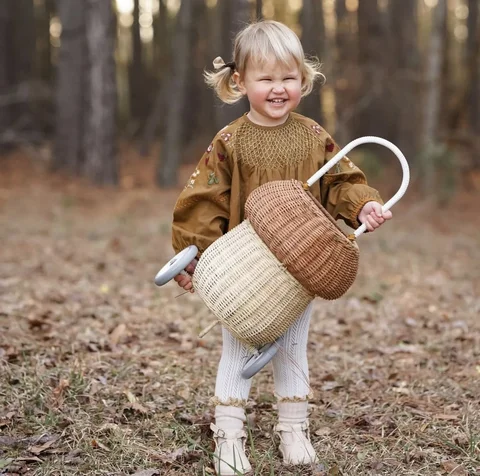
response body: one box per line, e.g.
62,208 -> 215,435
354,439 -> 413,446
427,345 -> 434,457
275,401 -> 318,465
211,406 -> 252,475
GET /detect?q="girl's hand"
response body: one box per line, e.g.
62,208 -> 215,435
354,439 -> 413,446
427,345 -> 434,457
173,259 -> 198,292
358,201 -> 392,232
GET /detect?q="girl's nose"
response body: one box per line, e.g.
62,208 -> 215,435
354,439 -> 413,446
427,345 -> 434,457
272,83 -> 286,93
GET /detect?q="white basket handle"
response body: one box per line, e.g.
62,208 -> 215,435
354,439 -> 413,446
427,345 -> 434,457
306,136 -> 410,238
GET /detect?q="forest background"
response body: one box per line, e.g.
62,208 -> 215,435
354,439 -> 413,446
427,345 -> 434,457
0,1 -> 479,475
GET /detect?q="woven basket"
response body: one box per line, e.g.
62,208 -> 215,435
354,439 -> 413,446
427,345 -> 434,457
245,179 -> 359,300
193,219 -> 313,347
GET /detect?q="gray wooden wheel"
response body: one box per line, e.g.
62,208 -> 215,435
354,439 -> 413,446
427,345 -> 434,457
154,245 -> 198,286
241,337 -> 283,379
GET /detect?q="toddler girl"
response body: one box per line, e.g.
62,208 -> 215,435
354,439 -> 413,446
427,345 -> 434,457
171,20 -> 391,475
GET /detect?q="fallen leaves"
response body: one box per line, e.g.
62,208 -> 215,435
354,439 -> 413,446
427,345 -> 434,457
51,378 -> 70,406
442,460 -> 468,475
91,439 -> 110,451
151,446 -> 203,465
27,437 -> 58,455
109,322 -> 127,347
124,390 -> 150,414
131,470 -> 161,476
1,165 -> 480,476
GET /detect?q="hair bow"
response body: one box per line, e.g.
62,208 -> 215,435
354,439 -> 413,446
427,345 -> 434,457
213,56 -> 236,71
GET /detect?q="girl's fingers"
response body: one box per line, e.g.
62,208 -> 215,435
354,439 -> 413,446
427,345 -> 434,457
365,216 -> 374,231
175,275 -> 191,287
367,214 -> 379,230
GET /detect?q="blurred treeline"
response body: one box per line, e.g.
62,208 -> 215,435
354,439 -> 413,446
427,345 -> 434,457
0,0 -> 479,196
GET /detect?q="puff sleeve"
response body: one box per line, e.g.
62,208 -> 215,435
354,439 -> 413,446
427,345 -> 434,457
320,136 -> 383,229
172,137 -> 232,255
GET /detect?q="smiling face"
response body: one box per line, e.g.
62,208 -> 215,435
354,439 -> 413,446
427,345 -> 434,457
234,57 -> 303,127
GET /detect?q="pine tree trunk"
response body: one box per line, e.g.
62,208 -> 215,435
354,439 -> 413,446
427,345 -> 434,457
54,0 -> 87,172
421,0 -> 447,190
355,0 -> 390,139
10,0 -> 36,140
422,0 -> 447,149
140,0 -> 170,156
0,2 -> 11,148
129,0 -> 144,125
299,0 -> 324,124
467,0 -> 479,137
83,0 -> 118,185
389,0 -> 419,160
334,0 -> 357,144
157,0 -> 196,186
35,0 -> 54,83
213,0 -> 250,131
256,0 -> 263,20
184,0 -> 209,141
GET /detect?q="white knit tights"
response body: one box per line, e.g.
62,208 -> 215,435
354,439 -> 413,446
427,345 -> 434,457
214,303 -> 313,404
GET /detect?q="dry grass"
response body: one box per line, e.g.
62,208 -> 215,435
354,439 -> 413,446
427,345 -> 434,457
0,152 -> 479,475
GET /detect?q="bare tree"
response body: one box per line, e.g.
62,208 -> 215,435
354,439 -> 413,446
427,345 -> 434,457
157,0 -> 196,186
334,0 -> 358,144
129,0 -> 144,126
466,0 -> 479,138
83,0 -> 118,185
35,0 -> 55,83
0,0 -> 38,148
421,0 -> 447,191
10,0 -> 36,136
140,0 -> 170,156
213,0 -> 250,131
55,0 -> 118,184
54,0 -> 87,172
299,0 -> 324,124
389,0 -> 419,160
355,0 -> 390,139
256,0 -> 263,20
0,2 -> 12,147
422,0 -> 447,150
184,0 -> 210,140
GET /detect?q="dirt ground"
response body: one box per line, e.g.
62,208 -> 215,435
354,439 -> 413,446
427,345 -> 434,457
0,149 -> 479,476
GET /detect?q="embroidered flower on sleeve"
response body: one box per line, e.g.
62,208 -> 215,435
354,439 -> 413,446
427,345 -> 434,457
220,132 -> 232,142
312,124 -> 323,135
217,152 -> 226,162
207,172 -> 219,185
207,144 -> 213,153
326,140 -> 335,153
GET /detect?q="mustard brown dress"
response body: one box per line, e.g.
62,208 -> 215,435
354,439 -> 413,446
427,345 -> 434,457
172,112 -> 383,255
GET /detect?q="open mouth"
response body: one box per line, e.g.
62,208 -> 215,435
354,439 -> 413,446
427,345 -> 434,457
268,99 -> 287,104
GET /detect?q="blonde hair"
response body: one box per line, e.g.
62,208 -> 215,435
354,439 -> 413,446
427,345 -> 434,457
204,20 -> 324,104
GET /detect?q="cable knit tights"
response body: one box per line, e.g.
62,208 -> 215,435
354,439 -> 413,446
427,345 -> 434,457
214,303 -> 313,404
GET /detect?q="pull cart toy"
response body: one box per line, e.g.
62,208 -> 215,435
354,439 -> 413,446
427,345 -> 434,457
155,137 -> 410,379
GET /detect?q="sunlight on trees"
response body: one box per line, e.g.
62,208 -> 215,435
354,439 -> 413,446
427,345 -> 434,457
2,0 -> 479,191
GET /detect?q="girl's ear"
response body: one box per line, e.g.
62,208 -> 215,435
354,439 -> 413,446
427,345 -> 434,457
233,72 -> 247,95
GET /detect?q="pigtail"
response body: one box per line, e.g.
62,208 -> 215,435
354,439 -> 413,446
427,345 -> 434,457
204,56 -> 243,104
301,56 -> 325,97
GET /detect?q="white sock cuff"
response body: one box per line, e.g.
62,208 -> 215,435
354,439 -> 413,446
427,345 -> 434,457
277,401 -> 309,424
215,405 -> 246,430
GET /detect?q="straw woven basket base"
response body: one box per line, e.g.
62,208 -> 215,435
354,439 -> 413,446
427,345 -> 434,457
245,179 -> 360,300
193,220 -> 314,348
